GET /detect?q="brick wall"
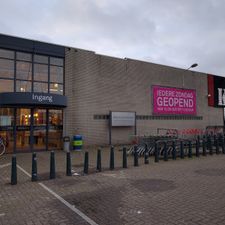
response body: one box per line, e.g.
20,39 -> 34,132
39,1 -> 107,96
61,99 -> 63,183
64,48 -> 223,146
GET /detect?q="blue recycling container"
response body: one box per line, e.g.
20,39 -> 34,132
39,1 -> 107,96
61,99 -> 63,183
73,135 -> 83,150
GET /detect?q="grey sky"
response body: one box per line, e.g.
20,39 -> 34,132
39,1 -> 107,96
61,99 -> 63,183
1,0 -> 225,76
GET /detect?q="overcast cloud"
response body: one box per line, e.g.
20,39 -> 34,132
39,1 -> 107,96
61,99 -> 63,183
1,0 -> 225,76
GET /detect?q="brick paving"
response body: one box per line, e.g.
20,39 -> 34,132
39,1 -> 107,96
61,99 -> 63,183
1,148 -> 225,225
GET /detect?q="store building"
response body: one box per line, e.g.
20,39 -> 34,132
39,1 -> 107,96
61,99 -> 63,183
0,33 -> 224,153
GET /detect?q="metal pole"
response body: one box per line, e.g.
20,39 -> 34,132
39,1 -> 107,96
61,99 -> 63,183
109,111 -> 112,145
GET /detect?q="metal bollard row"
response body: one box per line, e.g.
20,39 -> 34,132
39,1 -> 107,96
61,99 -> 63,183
10,134 -> 225,184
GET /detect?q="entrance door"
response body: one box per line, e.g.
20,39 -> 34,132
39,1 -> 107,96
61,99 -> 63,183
48,109 -> 63,150
33,109 -> 47,150
16,108 -> 31,152
0,108 -> 14,154
0,107 -> 63,153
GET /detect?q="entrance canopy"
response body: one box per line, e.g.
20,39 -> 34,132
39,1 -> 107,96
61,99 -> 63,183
0,92 -> 67,108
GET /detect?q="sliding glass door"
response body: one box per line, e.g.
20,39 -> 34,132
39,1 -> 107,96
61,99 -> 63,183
33,109 -> 47,150
0,107 -> 63,153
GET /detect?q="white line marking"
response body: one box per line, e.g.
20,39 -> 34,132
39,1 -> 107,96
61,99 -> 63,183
0,163 -> 11,169
0,213 -> 5,217
17,165 -> 31,177
17,164 -> 99,225
39,183 -> 99,225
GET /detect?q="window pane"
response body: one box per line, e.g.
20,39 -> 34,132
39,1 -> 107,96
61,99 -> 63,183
49,109 -> 63,126
34,55 -> 48,64
16,52 -> 32,61
33,82 -> 48,93
50,57 -> 63,66
16,108 -> 31,152
0,49 -> 14,59
48,109 -> 63,150
48,132 -> 62,150
0,79 -> 13,92
0,59 -> 14,78
50,66 -> 63,83
34,64 -> 48,82
33,109 -> 47,150
33,109 -> 46,125
16,62 -> 32,80
0,108 -> 14,126
16,80 -> 31,92
50,83 -> 63,95
16,108 -> 31,125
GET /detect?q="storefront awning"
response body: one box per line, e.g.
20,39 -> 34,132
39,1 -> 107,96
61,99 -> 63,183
0,92 -> 67,108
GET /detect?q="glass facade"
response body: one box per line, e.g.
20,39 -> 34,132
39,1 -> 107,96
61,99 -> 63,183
0,107 -> 63,153
0,47 -> 64,153
0,48 -> 64,94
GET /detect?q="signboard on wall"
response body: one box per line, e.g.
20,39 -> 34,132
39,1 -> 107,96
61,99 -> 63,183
153,86 -> 196,115
0,92 -> 67,107
111,111 -> 136,127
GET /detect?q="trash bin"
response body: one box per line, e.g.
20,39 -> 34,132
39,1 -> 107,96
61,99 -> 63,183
73,135 -> 83,151
63,136 -> 70,152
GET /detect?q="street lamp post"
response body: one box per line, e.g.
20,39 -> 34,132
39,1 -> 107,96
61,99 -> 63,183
186,63 -> 198,71
182,63 -> 198,87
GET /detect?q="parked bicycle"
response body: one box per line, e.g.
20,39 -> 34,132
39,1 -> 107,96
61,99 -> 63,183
0,137 -> 5,156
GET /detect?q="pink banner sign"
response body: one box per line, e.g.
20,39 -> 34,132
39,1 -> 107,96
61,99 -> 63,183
153,86 -> 196,115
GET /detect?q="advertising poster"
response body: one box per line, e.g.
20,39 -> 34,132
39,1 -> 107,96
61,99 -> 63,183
153,86 -> 196,115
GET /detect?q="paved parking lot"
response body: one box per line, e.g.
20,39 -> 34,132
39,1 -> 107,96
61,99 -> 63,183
1,148 -> 225,225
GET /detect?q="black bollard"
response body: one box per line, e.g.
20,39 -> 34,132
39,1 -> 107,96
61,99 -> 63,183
50,151 -> 56,179
202,138 -> 207,156
163,142 -> 168,161
180,141 -> 184,159
123,147 -> 127,168
188,141 -> 192,158
110,146 -> 114,170
144,144 -> 149,164
215,137 -> 219,154
154,142 -> 159,163
222,136 -> 225,154
218,134 -> 222,148
209,136 -> 213,155
84,152 -> 89,174
66,152 -> 72,176
11,155 -> 17,185
31,152 -> 38,181
206,135 -> 210,150
96,149 -> 102,172
134,145 -> 139,166
214,135 -> 217,148
203,135 -> 206,147
172,141 -> 176,160
196,140 -> 200,157
206,134 -> 209,146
